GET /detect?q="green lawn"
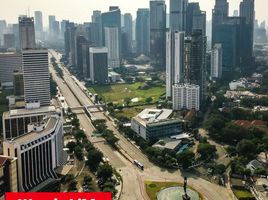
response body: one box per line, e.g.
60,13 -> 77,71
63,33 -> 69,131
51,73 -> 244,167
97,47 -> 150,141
145,181 -> 202,200
88,82 -> 165,104
233,189 -> 254,199
114,105 -> 154,120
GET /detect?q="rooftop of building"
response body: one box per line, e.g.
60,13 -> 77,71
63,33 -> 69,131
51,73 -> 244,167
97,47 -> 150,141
153,138 -> 182,151
233,120 -> 266,129
133,108 -> 177,127
3,105 -> 57,119
5,116 -> 59,144
173,83 -> 200,89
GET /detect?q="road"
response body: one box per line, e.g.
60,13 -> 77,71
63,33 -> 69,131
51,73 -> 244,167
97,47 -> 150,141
49,50 -> 235,200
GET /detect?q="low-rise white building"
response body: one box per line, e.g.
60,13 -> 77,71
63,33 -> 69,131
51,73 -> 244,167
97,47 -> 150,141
172,84 -> 200,111
131,109 -> 183,140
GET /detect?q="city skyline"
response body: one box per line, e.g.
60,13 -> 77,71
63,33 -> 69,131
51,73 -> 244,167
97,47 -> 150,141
0,0 -> 267,26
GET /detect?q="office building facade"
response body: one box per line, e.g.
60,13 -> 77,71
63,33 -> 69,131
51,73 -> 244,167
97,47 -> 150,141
211,43 -> 222,79
89,47 -> 108,84
150,0 -> 166,69
3,115 -> 65,192
22,49 -> 50,106
34,11 -> 43,40
104,27 -> 120,68
166,31 -> 185,98
136,8 -> 150,56
0,52 -> 22,86
169,0 -> 188,31
19,17 -> 36,49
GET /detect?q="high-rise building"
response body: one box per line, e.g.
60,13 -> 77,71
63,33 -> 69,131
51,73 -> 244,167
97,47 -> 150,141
166,31 -> 184,98
211,44 -> 222,79
22,49 -> 50,106
60,20 -> 68,39
64,21 -> 74,61
0,156 -> 18,198
92,10 -> 101,23
82,42 -> 94,79
150,0 -> 166,69
240,0 -> 254,66
89,47 -> 108,84
233,10 -> 239,17
0,52 -> 22,87
136,8 -> 150,56
101,7 -> 121,50
186,29 -> 207,101
104,27 -> 120,68
3,34 -> 15,49
0,20 -> 7,46
87,22 -> 101,46
186,3 -> 206,36
34,11 -> 43,39
12,24 -> 20,49
19,17 -> 36,49
169,0 -> 188,31
3,115 -> 66,192
48,15 -> 56,37
212,0 -> 229,46
172,84 -> 200,111
123,13 -> 133,54
52,21 -> 60,39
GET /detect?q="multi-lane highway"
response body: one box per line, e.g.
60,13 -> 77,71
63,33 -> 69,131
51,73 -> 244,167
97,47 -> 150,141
49,49 -> 235,200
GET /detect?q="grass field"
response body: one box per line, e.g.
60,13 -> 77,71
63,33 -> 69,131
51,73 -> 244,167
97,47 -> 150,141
145,181 -> 202,200
88,82 -> 165,104
114,105 -> 155,120
233,189 -> 254,199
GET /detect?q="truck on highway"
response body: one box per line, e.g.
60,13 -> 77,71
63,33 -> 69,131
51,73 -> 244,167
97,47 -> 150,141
133,160 -> 144,170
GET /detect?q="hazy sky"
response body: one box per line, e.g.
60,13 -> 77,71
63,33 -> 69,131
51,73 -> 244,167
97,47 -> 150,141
1,0 -> 267,27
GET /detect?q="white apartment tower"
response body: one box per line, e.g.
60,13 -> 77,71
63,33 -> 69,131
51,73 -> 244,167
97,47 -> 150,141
166,31 -> 185,98
172,84 -> 200,111
22,49 -> 50,106
211,43 -> 222,79
104,27 -> 120,68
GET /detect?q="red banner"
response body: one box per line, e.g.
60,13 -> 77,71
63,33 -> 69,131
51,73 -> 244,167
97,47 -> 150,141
6,192 -> 112,200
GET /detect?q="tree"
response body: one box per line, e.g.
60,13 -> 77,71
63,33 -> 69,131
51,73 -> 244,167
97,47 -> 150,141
97,164 -> 113,181
68,180 -> 77,191
74,146 -> 84,161
197,143 -> 217,160
66,141 -> 77,153
75,130 -> 87,141
124,97 -> 131,107
215,164 -> 226,175
87,149 -> 103,171
176,150 -> 195,169
236,139 -> 256,159
145,97 -> 153,104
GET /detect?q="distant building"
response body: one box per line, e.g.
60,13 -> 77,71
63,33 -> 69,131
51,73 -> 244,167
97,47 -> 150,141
150,0 -> 166,70
22,49 -> 50,106
172,84 -> 200,111
186,2 -> 206,36
104,27 -> 120,68
13,70 -> 24,96
0,52 -> 21,87
211,43 -> 222,79
48,15 -> 56,38
89,47 -> 108,84
19,17 -> 36,49
166,31 -> 185,98
136,8 -> 150,56
101,6 -> 121,51
3,115 -> 66,192
34,11 -> 43,40
131,108 -> 183,140
0,156 -> 18,198
3,34 -> 15,49
123,13 -> 133,54
170,0 -> 187,32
